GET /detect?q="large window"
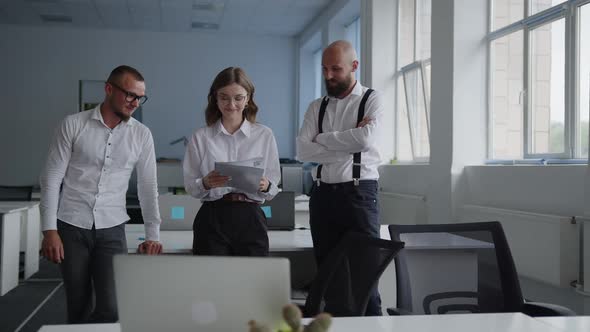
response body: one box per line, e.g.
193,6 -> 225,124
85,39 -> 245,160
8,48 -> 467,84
395,0 -> 432,162
345,16 -> 362,84
313,48 -> 323,99
489,0 -> 590,160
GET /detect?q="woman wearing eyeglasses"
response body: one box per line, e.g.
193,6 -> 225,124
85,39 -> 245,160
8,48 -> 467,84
183,67 -> 281,256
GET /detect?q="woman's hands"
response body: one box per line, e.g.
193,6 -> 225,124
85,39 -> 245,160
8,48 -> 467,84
202,170 -> 231,190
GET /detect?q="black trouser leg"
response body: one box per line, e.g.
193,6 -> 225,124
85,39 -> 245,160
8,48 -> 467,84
193,201 -> 269,257
88,223 -> 127,323
58,221 -> 93,324
309,181 -> 382,316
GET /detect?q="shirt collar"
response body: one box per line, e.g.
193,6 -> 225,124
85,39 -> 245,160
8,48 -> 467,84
350,80 -> 363,96
91,104 -> 135,127
214,119 -> 251,137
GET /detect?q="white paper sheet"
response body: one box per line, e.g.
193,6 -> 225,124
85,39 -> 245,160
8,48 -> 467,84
214,159 -> 264,194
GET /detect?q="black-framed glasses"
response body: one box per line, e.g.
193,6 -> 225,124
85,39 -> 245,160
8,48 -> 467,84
109,82 -> 148,105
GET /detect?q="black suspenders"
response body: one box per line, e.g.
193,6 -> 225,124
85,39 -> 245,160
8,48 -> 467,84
315,97 -> 330,185
316,89 -> 374,186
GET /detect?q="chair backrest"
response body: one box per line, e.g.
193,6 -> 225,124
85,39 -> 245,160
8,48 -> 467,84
0,185 -> 33,201
304,232 -> 404,317
388,221 -> 524,315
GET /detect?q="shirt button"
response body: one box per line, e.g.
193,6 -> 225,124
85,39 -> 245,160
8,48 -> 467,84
108,143 -> 111,145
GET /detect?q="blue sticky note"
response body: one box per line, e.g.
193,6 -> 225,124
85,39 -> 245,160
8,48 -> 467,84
171,206 -> 185,220
261,206 -> 272,218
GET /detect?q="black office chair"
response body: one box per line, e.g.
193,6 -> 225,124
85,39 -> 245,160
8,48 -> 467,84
303,232 -> 404,317
387,222 -> 575,317
0,185 -> 33,201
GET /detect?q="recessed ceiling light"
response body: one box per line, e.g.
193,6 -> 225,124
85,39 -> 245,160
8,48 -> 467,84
192,2 -> 224,12
191,21 -> 219,30
40,14 -> 73,23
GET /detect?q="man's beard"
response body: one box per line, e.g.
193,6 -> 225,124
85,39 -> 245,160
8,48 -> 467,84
110,99 -> 132,121
325,76 -> 352,97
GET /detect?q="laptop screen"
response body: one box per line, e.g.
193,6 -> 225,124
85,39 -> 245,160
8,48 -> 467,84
261,191 -> 295,230
159,194 -> 202,231
114,255 -> 291,332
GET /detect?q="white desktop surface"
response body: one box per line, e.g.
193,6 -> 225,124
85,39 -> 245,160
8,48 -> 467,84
38,313 -> 564,332
126,224 -> 491,254
125,224 -> 314,253
536,316 -> 590,331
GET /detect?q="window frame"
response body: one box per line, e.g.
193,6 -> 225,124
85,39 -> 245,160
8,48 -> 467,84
487,0 -> 590,161
395,0 -> 432,163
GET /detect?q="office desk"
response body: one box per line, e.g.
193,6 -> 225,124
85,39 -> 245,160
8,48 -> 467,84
0,202 -> 41,280
126,224 -> 490,253
0,204 -> 27,295
125,224 -> 314,253
125,225 -> 491,310
37,313 -> 564,332
536,316 -> 590,331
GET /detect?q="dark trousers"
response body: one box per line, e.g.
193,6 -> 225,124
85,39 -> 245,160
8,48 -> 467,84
192,200 -> 269,256
309,180 -> 382,316
57,220 -> 127,324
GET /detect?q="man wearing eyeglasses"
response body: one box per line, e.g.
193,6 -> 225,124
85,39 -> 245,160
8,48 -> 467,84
40,65 -> 162,324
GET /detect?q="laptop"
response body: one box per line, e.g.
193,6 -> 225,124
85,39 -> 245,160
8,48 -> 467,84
114,255 -> 291,332
159,193 -> 202,231
261,191 -> 295,231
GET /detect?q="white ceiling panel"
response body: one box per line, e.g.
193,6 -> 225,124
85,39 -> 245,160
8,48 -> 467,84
63,1 -> 102,27
0,1 -> 43,24
0,0 -> 336,36
94,0 -> 131,29
160,0 -> 191,32
128,0 -> 160,30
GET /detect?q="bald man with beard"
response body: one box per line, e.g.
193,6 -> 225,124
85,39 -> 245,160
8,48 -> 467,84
296,40 -> 386,316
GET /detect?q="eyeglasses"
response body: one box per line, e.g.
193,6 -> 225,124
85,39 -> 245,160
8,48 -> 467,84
217,94 -> 247,105
109,82 -> 148,105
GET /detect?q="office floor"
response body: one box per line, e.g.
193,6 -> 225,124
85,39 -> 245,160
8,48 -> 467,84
1,259 -> 589,332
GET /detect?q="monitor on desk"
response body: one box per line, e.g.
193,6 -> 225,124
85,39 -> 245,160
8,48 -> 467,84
261,191 -> 295,231
114,255 -> 291,332
159,194 -> 202,230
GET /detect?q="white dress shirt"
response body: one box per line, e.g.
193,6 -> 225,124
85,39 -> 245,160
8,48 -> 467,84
183,120 -> 281,202
40,106 -> 161,241
296,82 -> 384,183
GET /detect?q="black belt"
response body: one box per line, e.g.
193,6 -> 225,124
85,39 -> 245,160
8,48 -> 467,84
316,180 -> 377,190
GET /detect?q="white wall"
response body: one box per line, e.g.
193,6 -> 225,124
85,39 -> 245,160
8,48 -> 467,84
465,165 -> 587,216
0,24 -> 295,185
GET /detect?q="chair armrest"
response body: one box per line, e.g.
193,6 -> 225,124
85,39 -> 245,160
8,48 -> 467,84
522,302 -> 576,317
386,307 -> 414,315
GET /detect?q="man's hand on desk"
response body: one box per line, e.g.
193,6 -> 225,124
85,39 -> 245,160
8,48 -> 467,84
138,240 -> 163,255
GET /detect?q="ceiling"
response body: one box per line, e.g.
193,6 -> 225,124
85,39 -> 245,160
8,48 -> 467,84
0,0 -> 332,37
